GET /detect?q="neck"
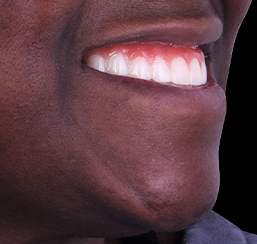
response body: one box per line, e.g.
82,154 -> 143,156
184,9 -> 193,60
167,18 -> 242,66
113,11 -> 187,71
106,231 -> 183,244
155,232 -> 184,244
0,224 -> 182,244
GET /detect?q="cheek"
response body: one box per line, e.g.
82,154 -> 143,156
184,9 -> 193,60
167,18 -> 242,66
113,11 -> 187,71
210,0 -> 251,90
0,0 -> 242,235
223,0 -> 251,27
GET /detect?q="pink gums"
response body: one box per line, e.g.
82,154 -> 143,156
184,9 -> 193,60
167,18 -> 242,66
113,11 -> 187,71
83,43 -> 205,66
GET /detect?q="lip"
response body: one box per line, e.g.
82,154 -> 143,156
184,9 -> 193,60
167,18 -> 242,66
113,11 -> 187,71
80,14 -> 225,114
82,62 -> 225,104
82,15 -> 223,54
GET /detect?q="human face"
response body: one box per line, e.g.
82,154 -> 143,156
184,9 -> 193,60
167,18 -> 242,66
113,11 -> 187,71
0,0 -> 251,239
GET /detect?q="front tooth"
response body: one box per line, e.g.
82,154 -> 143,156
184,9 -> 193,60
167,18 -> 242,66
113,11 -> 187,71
107,54 -> 129,76
170,57 -> 190,85
151,58 -> 172,83
87,54 -> 106,72
128,57 -> 152,80
201,62 -> 207,85
189,58 -> 202,86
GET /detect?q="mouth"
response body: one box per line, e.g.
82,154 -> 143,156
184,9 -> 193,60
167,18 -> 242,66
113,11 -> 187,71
81,15 -> 223,90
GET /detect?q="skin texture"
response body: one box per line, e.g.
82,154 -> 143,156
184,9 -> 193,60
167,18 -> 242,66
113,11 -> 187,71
0,1 -> 251,244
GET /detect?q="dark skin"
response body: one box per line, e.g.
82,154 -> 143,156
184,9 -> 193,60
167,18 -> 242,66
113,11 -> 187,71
0,1 -> 252,244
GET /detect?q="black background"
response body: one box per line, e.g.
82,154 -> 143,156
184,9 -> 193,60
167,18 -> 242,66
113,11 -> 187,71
213,1 -> 257,235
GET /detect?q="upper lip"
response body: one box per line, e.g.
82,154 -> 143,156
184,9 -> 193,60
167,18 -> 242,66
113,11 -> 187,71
83,15 -> 223,55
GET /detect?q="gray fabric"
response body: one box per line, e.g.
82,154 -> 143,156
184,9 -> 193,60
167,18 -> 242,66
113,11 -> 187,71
183,211 -> 257,243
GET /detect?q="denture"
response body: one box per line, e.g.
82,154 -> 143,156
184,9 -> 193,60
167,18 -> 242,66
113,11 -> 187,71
83,43 -> 207,86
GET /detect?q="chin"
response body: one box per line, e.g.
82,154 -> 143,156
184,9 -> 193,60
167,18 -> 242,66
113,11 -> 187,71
63,73 -> 226,236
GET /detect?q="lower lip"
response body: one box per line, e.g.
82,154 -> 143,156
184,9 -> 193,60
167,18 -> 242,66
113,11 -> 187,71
82,61 -> 226,115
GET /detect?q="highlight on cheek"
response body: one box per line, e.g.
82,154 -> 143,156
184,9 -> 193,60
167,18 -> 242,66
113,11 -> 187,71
83,43 -> 207,86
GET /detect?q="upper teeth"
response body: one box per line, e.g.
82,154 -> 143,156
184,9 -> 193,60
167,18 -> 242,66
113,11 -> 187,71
85,44 -> 207,86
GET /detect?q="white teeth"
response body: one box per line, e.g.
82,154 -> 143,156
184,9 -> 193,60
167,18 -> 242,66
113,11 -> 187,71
189,58 -> 203,86
201,62 -> 207,85
87,54 -> 106,72
170,57 -> 191,85
86,53 -> 207,86
128,57 -> 152,80
107,54 -> 128,76
152,58 -> 172,83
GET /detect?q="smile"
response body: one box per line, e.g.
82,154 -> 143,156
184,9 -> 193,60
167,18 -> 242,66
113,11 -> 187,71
83,43 -> 207,86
